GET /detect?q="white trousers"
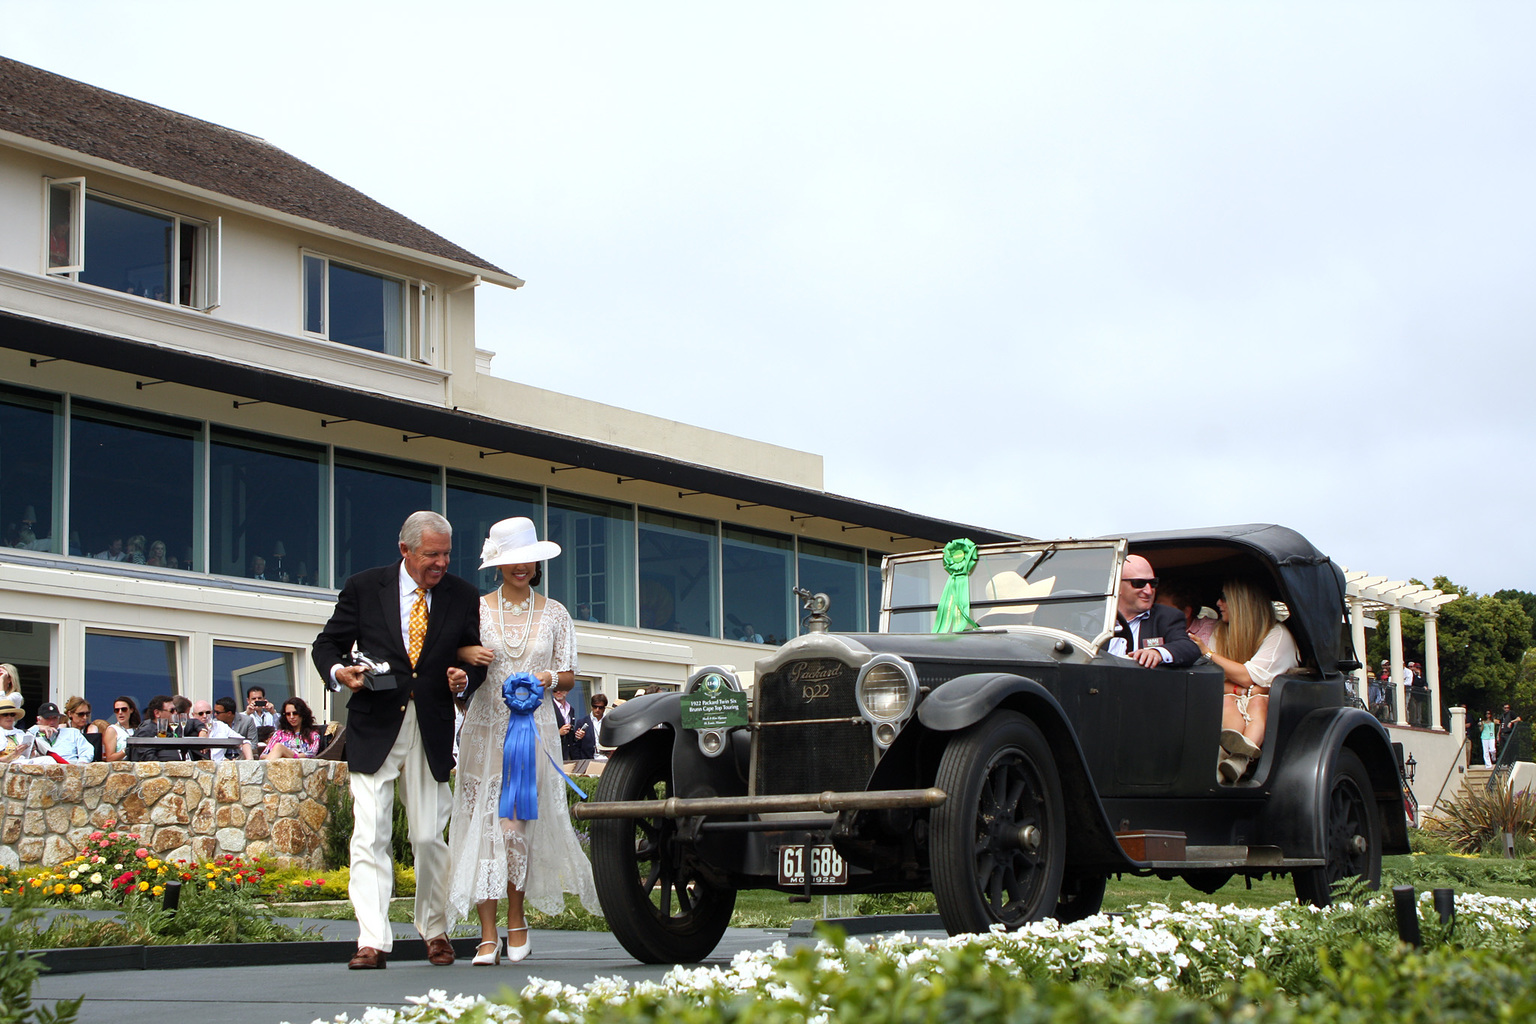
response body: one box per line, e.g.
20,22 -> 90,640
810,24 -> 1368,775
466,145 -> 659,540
348,702 -> 451,951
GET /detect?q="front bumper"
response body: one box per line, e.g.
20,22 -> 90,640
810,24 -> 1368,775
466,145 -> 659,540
572,786 -> 947,820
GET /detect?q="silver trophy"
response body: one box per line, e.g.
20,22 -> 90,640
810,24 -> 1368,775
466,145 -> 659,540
329,644 -> 398,691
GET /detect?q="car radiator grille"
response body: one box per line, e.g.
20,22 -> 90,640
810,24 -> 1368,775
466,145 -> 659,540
754,658 -> 873,796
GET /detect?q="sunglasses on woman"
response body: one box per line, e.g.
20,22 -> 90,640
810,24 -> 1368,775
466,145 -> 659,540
114,706 -> 131,713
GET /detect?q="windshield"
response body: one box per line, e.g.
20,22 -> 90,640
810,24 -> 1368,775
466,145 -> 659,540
883,541 -> 1122,643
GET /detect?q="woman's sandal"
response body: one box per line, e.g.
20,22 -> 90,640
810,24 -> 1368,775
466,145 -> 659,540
472,937 -> 503,966
506,925 -> 531,963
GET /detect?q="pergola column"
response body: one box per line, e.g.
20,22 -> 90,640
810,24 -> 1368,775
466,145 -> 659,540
1348,595 -> 1370,700
1389,607 -> 1406,726
1424,611 -> 1441,728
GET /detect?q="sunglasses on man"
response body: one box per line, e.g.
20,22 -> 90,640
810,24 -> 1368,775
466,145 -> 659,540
1123,577 -> 1160,590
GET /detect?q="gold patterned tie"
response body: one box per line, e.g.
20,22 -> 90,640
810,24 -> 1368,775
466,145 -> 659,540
407,587 -> 427,666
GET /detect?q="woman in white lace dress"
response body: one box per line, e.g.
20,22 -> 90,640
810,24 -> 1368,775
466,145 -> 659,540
447,517 -> 599,964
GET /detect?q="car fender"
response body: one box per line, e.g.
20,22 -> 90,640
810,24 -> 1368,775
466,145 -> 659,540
600,691 -> 679,748
1260,707 -> 1409,856
600,690 -> 747,801
917,672 -> 1133,870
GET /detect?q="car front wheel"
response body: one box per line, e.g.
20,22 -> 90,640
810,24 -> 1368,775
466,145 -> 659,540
590,734 -> 736,963
1292,747 -> 1382,907
931,711 -> 1065,934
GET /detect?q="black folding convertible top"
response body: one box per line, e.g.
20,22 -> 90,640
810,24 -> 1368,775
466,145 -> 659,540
1119,524 -> 1350,672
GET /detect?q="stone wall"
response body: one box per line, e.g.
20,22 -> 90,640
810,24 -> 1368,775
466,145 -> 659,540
0,759 -> 349,870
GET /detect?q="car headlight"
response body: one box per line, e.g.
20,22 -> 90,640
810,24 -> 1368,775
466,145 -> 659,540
856,655 -> 916,723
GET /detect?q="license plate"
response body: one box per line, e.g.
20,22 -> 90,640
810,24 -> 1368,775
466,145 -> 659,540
777,844 -> 847,886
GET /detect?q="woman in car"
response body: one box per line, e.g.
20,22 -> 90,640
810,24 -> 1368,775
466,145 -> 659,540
1190,579 -> 1299,782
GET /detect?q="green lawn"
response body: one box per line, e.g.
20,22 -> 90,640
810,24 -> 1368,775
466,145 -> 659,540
288,854 -> 1536,930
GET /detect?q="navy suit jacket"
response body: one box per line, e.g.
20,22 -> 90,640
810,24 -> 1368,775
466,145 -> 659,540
1113,604 -> 1201,668
311,562 -> 484,781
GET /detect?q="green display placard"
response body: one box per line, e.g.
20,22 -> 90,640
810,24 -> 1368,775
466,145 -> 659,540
680,689 -> 749,730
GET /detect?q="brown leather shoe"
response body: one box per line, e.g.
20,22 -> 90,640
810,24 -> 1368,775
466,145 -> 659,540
426,935 -> 455,966
348,946 -> 387,970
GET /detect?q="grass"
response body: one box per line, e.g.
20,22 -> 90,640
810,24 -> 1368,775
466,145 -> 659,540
268,853 -> 1536,930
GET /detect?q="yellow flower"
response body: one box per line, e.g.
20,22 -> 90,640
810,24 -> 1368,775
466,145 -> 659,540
146,858 -> 159,870
69,883 -> 82,894
53,883 -> 65,894
152,885 -> 164,896
207,881 -> 216,890
138,881 -> 149,891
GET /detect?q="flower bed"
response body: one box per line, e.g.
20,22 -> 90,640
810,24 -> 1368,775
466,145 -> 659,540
289,890 -> 1536,1024
1,826 -> 264,905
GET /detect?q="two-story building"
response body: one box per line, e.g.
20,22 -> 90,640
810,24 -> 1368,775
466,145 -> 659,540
0,56 -> 1013,724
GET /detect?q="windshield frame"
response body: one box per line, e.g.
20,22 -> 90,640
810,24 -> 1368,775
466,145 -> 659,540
881,538 -> 1127,648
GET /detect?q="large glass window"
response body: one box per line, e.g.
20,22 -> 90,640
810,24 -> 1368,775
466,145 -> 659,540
0,385 -> 62,555
303,254 -> 409,356
638,510 -> 718,637
70,403 -> 201,571
84,632 -> 179,714
547,492 -> 635,627
47,183 -> 213,308
446,472 -> 541,595
214,644 -> 296,709
333,451 -> 438,583
722,526 -> 794,645
210,429 -> 325,586
797,540 -> 866,636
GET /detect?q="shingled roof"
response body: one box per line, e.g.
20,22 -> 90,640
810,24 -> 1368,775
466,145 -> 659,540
0,56 -> 513,280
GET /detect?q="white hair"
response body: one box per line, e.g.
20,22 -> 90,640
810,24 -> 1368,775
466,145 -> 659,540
400,511 -> 452,551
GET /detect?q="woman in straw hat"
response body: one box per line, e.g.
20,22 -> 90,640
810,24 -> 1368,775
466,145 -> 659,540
445,517 -> 599,965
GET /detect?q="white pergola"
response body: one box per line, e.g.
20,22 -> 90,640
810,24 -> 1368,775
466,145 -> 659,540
1344,570 -> 1460,728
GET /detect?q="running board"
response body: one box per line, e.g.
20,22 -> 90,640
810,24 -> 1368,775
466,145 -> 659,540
1115,832 -> 1324,870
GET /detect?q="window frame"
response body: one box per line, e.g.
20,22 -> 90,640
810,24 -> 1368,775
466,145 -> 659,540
43,177 -> 220,310
301,250 -> 427,361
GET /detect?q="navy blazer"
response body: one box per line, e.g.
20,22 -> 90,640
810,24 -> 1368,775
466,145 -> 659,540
1113,603 -> 1201,668
311,562 -> 485,781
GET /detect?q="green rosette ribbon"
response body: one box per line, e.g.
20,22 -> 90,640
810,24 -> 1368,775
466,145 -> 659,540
933,538 -> 981,633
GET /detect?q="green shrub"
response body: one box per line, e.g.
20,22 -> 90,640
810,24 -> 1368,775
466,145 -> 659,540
321,779 -> 417,869
0,886 -> 82,1024
1423,782 -> 1536,854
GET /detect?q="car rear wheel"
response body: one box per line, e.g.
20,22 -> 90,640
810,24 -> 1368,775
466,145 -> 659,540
1054,873 -> 1107,923
931,711 -> 1065,933
1292,747 -> 1382,907
590,734 -> 736,963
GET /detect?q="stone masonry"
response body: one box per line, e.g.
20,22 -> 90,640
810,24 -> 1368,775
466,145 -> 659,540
0,759 -> 348,870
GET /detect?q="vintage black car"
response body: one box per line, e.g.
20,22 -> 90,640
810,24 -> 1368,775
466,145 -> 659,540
578,524 -> 1408,964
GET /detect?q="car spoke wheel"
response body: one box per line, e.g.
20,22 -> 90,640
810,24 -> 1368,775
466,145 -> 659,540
1293,748 -> 1382,907
931,711 -> 1065,934
591,735 -> 736,963
1054,873 -> 1107,923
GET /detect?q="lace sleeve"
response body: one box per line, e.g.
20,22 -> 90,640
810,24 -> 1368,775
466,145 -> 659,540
547,600 -> 578,674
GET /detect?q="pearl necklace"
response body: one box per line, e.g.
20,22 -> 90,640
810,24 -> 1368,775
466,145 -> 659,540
496,586 -> 535,660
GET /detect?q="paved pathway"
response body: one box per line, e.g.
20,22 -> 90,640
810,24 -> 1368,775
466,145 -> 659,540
33,921 -> 808,1024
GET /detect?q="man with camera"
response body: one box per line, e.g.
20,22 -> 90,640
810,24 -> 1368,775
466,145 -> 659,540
245,686 -> 278,729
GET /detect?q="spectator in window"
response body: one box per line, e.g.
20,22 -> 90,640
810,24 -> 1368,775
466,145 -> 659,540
30,701 -> 93,764
214,696 -> 259,745
130,695 -> 182,761
146,540 -> 168,567
102,696 -> 140,762
195,699 -> 253,760
251,555 -> 268,580
263,697 -> 322,759
95,536 -> 127,561
125,535 -> 147,565
244,686 -> 279,729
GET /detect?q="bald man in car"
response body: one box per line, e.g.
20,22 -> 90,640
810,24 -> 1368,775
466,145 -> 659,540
1108,554 -> 1201,668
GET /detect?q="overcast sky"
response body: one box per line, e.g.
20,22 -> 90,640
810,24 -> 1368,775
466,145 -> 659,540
7,3 -> 1532,595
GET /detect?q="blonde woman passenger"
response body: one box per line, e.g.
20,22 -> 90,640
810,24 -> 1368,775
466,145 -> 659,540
1190,579 -> 1299,782
446,517 -> 598,965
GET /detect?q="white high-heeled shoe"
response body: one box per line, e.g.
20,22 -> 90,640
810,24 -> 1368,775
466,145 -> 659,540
506,926 -> 531,963
471,938 -> 502,966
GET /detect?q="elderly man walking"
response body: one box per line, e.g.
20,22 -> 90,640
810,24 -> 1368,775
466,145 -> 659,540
312,511 -> 485,969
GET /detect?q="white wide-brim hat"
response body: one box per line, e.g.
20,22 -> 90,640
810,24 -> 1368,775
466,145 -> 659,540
480,517 -> 561,569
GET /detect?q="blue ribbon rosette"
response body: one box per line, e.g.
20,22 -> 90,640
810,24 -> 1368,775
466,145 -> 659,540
497,671 -> 589,821
499,672 -> 545,820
